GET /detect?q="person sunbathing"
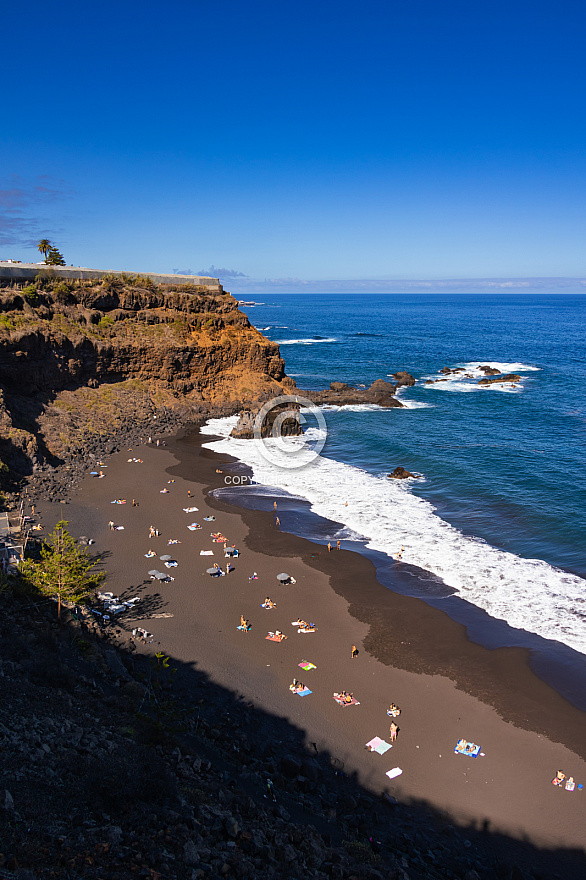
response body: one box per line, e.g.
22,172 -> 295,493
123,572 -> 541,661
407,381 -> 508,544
345,692 -> 354,704
264,597 -> 276,608
387,703 -> 401,716
240,615 -> 247,627
289,678 -> 300,691
274,630 -> 286,640
294,618 -> 309,628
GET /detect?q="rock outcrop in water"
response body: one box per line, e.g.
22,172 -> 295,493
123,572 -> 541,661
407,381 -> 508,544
0,273 -> 294,477
478,373 -> 521,385
230,400 -> 304,440
387,466 -> 420,479
303,379 -> 403,408
391,371 -> 416,387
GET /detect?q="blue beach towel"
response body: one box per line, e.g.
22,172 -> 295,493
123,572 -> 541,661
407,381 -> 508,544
454,739 -> 481,757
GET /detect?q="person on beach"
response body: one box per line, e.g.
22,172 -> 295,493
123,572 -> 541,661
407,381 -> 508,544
264,597 -> 275,608
389,722 -> 399,741
132,499 -> 138,506
249,572 -> 258,580
327,542 -> 332,552
387,703 -> 401,717
273,501 -> 278,511
226,562 -> 233,573
149,526 -> 155,538
351,645 -> 359,659
345,692 -> 354,704
187,489 -> 191,497
275,516 -> 280,527
337,540 -> 341,550
240,614 -> 246,627
108,521 -> 114,530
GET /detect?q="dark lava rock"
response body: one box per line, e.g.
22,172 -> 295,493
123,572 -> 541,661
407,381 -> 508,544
478,373 -> 520,385
391,371 -> 416,387
388,467 -> 419,479
303,379 -> 403,408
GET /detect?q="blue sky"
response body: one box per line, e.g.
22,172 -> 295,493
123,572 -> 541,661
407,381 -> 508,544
1,0 -> 585,283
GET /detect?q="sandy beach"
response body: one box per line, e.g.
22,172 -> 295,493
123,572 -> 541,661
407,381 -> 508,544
35,427 -> 586,871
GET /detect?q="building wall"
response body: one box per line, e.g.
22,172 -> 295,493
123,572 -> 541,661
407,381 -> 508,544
0,263 -> 222,291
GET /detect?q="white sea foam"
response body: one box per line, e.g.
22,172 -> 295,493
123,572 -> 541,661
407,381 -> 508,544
318,404 -> 385,413
275,337 -> 338,345
201,416 -> 586,655
394,399 -> 434,409
426,380 -> 523,394
422,361 -> 538,394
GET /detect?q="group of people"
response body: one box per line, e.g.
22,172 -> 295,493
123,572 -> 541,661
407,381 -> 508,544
553,771 -> 577,791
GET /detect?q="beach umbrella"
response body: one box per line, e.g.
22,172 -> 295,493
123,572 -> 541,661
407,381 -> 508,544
148,569 -> 166,580
206,567 -> 220,575
160,554 -> 172,561
276,573 -> 291,582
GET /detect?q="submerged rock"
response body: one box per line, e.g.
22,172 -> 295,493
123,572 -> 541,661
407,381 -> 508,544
387,466 -> 420,479
478,373 -> 520,385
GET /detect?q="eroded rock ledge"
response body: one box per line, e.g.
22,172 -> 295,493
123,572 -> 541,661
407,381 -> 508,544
0,274 -> 295,478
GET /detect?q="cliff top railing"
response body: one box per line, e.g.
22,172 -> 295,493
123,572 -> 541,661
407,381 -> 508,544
0,262 -> 222,292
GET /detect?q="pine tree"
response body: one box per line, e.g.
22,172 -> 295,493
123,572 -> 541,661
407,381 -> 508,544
20,520 -> 105,619
46,246 -> 66,266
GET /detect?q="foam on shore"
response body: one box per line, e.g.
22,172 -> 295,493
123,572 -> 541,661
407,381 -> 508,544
201,417 -> 586,655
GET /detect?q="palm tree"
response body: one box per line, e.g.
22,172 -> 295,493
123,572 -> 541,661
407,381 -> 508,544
37,239 -> 52,263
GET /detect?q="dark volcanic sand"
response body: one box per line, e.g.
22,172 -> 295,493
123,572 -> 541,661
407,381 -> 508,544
37,428 -> 586,862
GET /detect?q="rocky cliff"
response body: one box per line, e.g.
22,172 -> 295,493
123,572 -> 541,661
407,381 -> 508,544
0,273 -> 294,476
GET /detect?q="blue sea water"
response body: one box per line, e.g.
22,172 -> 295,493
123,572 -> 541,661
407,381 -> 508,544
203,293 -> 586,670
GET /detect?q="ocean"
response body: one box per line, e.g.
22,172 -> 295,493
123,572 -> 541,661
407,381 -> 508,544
200,293 -> 586,703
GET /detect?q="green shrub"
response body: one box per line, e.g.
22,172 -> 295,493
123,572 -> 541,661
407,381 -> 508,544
0,315 -> 13,331
22,284 -> 39,305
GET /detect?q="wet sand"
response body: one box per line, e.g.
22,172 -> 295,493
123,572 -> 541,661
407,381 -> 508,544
37,429 -> 586,860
